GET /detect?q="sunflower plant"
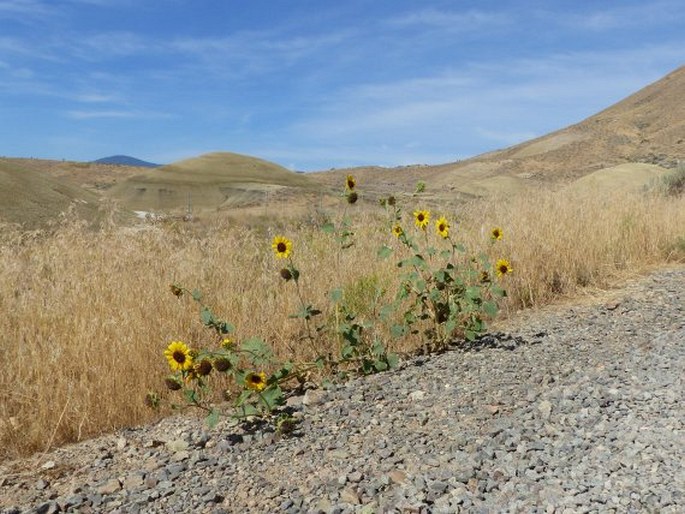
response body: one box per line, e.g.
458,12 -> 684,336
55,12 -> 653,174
162,285 -> 297,427
378,196 -> 513,351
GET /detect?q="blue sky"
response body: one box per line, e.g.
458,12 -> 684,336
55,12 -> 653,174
1,0 -> 683,171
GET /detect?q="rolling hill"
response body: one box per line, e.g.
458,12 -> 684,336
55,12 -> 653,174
108,151 -> 318,212
311,65 -> 685,197
0,160 -> 104,229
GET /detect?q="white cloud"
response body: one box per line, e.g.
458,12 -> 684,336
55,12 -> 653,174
387,8 -> 510,30
66,109 -> 171,120
0,0 -> 50,18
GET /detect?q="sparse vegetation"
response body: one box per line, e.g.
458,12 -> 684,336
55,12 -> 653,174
657,162 -> 685,196
1,181 -> 684,460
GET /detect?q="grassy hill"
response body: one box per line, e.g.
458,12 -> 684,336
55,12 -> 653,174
310,65 -> 685,197
0,159 -> 104,229
108,151 -> 319,213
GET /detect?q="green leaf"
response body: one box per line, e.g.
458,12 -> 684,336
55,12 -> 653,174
373,360 -> 389,372
321,222 -> 335,234
377,245 -> 394,260
483,301 -> 499,317
240,338 -> 273,364
379,303 -> 396,321
391,323 -> 407,338
191,289 -> 203,301
329,288 -> 343,303
218,321 -> 235,334
439,249 -> 452,260
340,342 -> 355,359
466,286 -> 482,301
205,409 -> 220,428
200,307 -> 214,326
387,353 -> 399,369
260,385 -> 284,411
453,243 -> 466,253
235,404 -> 260,418
490,285 -> 507,297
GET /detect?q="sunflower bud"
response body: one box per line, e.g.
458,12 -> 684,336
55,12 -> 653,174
346,192 -> 359,204
387,195 -> 396,206
164,377 -> 183,391
196,359 -> 213,376
170,284 -> 183,297
280,268 -> 293,281
214,357 -> 231,372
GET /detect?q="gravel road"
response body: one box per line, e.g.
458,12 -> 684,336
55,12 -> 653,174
1,267 -> 683,513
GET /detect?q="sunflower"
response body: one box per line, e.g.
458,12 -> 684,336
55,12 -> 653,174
413,210 -> 430,230
345,174 -> 356,190
272,236 -> 292,259
195,359 -> 213,377
392,225 -> 404,238
164,341 -> 193,372
491,227 -> 503,241
495,259 -> 513,277
435,216 -> 450,239
221,337 -> 233,349
245,371 -> 267,392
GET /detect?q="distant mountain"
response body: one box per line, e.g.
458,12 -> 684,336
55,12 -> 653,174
92,155 -> 160,168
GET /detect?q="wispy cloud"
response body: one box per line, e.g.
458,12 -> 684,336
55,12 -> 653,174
386,8 -> 511,30
0,0 -> 51,18
66,109 -> 170,120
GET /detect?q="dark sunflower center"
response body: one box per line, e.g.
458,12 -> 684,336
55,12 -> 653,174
250,376 -> 262,384
172,351 -> 186,363
418,214 -> 425,222
499,264 -> 508,273
277,242 -> 287,252
439,223 -> 446,231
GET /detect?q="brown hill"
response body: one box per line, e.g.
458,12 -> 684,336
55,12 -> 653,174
108,152 -> 319,213
0,159 -> 104,229
311,65 -> 685,197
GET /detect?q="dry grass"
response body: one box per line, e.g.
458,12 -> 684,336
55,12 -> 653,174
1,187 -> 683,460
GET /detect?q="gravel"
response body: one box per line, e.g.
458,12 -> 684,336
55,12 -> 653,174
1,267 -> 683,513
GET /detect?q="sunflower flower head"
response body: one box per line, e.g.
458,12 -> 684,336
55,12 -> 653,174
392,225 -> 404,238
491,227 -> 503,241
272,236 -> 293,259
195,359 -> 213,377
346,191 -> 359,204
245,371 -> 267,392
164,341 -> 193,372
413,210 -> 430,230
495,258 -> 513,277
435,216 -> 450,239
221,337 -> 233,349
214,357 -> 231,372
345,174 -> 356,190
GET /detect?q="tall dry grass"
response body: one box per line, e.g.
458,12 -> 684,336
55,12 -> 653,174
1,187 -> 683,460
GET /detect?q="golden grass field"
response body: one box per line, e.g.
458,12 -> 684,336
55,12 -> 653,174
1,183 -> 683,461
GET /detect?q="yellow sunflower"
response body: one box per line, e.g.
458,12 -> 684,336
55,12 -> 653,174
245,371 -> 267,392
495,259 -> 513,277
413,210 -> 430,230
435,216 -> 450,239
272,236 -> 293,259
345,174 -> 356,190
221,337 -> 233,349
164,341 -> 193,372
491,227 -> 503,241
392,225 -> 404,238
